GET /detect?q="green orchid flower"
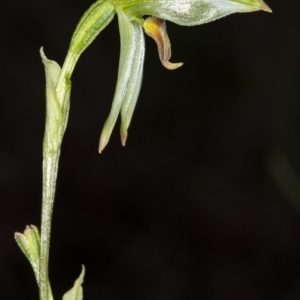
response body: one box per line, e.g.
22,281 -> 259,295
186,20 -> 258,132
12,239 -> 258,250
20,3 -> 271,300
97,0 -> 271,152
46,0 -> 272,154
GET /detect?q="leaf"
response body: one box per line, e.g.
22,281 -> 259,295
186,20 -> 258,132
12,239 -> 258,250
62,266 -> 85,300
40,48 -> 65,154
116,0 -> 271,26
99,9 -> 145,152
14,225 -> 40,284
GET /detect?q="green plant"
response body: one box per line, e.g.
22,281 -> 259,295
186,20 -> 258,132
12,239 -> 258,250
14,1 -> 271,299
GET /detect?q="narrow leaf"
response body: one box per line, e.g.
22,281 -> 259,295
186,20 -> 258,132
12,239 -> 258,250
15,225 -> 41,282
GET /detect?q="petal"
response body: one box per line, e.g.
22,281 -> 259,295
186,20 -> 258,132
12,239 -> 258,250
120,23 -> 145,146
99,10 -> 145,152
143,17 -> 183,70
115,0 -> 272,26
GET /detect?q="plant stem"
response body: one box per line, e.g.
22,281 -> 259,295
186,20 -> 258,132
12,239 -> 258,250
39,53 -> 77,300
56,53 -> 78,106
38,1 -> 115,296
40,154 -> 60,300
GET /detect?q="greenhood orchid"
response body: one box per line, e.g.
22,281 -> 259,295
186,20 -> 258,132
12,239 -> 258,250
15,3 -> 271,299
51,0 -> 272,153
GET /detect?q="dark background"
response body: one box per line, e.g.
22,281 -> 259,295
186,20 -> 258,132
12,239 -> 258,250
1,0 -> 300,299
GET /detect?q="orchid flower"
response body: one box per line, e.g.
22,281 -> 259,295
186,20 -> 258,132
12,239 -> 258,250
14,2 -> 271,300
94,0 -> 271,152
49,0 -> 271,153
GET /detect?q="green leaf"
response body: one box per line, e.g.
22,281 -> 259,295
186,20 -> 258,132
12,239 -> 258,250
62,266 -> 85,300
116,0 -> 271,26
15,225 -> 40,283
40,48 -> 66,155
99,9 -> 145,152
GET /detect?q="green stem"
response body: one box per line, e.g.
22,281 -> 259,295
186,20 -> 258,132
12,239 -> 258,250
39,55 -> 76,300
40,153 -> 60,300
39,54 -> 76,300
56,53 -> 78,105
38,2 -> 115,298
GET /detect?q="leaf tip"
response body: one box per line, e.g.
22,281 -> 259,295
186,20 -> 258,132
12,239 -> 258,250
40,47 -> 46,61
14,232 -> 22,238
81,265 -> 85,277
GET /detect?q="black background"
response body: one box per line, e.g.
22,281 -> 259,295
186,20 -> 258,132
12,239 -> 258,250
1,0 -> 300,299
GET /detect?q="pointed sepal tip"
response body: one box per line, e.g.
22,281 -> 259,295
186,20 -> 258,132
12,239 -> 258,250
121,131 -> 128,147
98,136 -> 108,153
260,1 -> 272,13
